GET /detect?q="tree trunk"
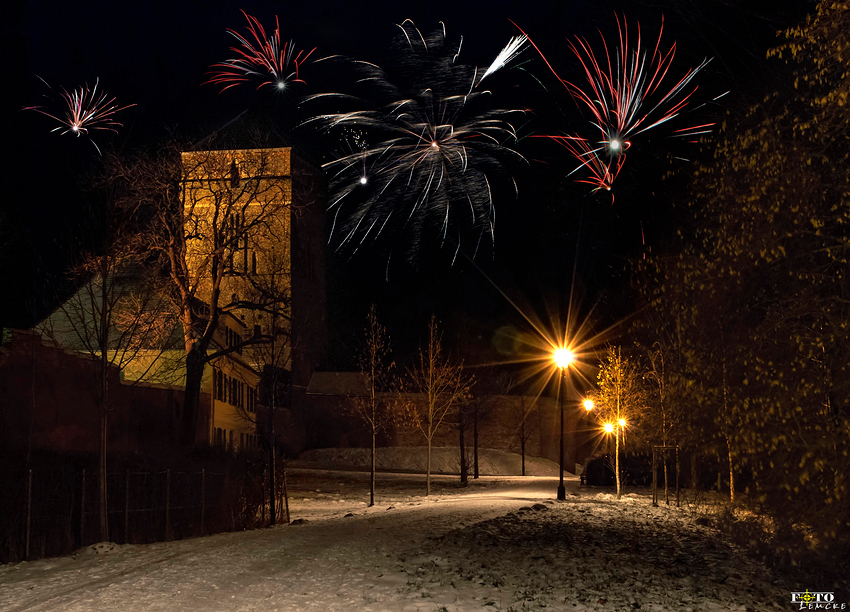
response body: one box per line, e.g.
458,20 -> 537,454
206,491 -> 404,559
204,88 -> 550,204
426,438 -> 432,496
473,404 -> 479,479
269,442 -> 277,525
520,417 -> 526,477
99,255 -> 110,542
180,347 -> 206,447
728,442 -> 735,504
615,429 -> 622,499
99,411 -> 109,542
663,452 -> 669,505
281,449 -> 290,524
369,429 -> 376,507
459,420 -> 468,485
691,451 -> 699,489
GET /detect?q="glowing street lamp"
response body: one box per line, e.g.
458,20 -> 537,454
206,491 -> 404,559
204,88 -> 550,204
553,347 -> 574,500
583,398 -> 594,411
554,348 -> 574,370
603,422 -> 614,434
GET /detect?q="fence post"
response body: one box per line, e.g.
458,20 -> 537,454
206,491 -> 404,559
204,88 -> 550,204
80,469 -> 86,546
124,470 -> 130,544
200,468 -> 205,535
165,469 -> 171,541
25,469 -> 32,561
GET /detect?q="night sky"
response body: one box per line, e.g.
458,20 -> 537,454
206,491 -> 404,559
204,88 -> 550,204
3,0 -> 814,366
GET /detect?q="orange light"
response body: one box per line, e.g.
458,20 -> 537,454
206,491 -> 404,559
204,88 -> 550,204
553,348 -> 574,370
618,418 -> 626,427
603,422 -> 614,434
583,399 -> 594,411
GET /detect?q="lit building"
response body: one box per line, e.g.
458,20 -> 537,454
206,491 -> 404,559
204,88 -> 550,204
180,143 -> 327,450
23,137 -> 326,455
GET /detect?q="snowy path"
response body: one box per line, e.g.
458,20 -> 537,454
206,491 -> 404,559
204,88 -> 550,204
0,471 -> 790,611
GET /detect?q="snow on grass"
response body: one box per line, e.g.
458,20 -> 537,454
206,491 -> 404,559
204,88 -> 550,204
0,455 -> 795,611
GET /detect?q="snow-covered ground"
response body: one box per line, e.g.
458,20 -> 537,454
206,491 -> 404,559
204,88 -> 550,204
0,461 -> 793,612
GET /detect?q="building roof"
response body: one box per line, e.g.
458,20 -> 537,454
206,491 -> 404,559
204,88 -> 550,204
187,108 -> 323,169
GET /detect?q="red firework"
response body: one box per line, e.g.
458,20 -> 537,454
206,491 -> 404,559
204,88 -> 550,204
542,134 -> 624,196
24,77 -> 134,153
516,15 -> 715,192
564,15 -> 712,154
206,10 -> 316,93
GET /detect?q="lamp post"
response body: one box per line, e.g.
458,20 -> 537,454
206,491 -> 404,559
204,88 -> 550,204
553,348 -> 574,500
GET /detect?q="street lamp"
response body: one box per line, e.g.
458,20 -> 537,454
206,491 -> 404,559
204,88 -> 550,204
553,347 -> 574,500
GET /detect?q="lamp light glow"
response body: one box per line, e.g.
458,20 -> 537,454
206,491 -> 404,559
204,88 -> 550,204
553,348 -> 574,370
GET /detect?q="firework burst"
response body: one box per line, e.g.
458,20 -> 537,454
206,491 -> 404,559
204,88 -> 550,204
565,15 -> 712,154
206,10 -> 316,93
303,20 -> 526,263
24,77 -> 134,154
519,15 -> 715,192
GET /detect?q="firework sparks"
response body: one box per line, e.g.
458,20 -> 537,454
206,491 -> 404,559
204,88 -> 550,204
564,15 -> 712,152
543,134 -> 623,196
518,15 -> 714,192
206,10 -> 316,93
479,34 -> 528,83
303,20 -> 526,262
24,77 -> 134,153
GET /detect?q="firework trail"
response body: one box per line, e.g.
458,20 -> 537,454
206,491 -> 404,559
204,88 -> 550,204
24,77 -> 134,154
480,34 -> 528,83
303,20 -> 526,263
519,15 -> 715,192
206,10 -> 316,93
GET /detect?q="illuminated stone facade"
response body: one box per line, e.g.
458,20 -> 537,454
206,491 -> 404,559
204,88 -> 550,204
181,146 -> 327,449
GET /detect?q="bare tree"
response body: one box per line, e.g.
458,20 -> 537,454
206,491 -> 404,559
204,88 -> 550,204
38,193 -> 177,542
403,316 -> 473,496
513,396 -> 539,477
456,400 -> 473,485
107,141 -> 296,447
231,241 -> 294,525
343,304 -> 396,506
644,342 -> 675,502
465,371 -> 508,478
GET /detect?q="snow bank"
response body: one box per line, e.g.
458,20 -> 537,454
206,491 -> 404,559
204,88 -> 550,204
295,446 -> 560,476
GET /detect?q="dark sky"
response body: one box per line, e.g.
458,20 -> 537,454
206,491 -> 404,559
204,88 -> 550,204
3,0 -> 814,365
